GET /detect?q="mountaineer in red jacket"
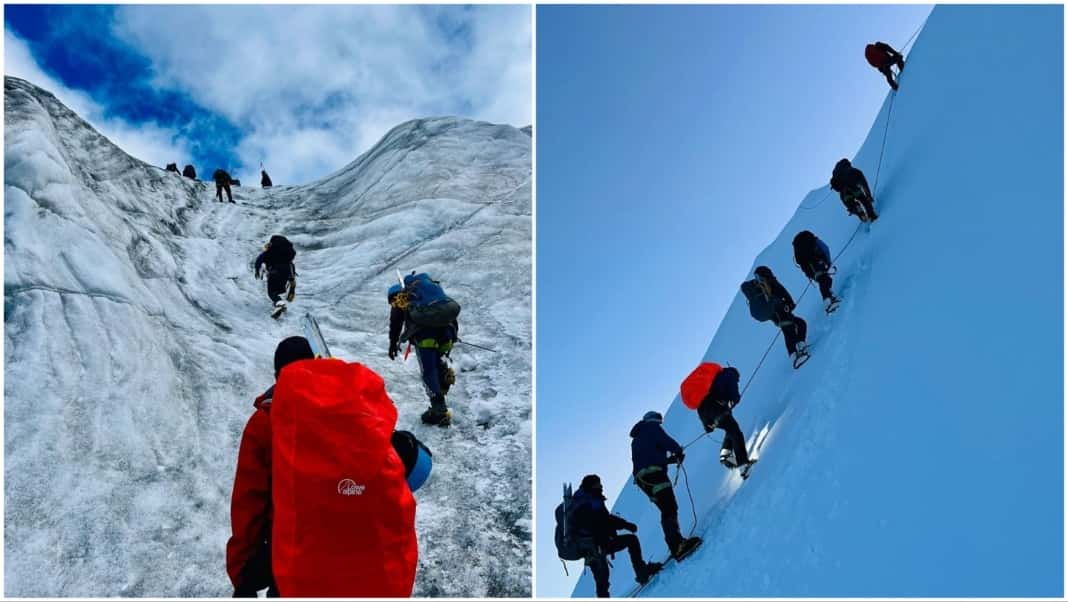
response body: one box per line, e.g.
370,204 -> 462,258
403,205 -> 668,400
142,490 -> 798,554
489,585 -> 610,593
227,336 -> 430,597
865,41 -> 906,90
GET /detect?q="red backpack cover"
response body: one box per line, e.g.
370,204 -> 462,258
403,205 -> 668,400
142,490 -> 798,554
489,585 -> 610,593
271,358 -> 417,597
865,44 -> 886,68
681,362 -> 722,410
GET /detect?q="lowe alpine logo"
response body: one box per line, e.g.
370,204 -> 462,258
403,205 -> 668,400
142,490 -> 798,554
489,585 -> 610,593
337,479 -> 365,496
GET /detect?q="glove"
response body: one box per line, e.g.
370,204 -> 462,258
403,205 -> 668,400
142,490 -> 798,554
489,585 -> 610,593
671,452 -> 685,465
622,521 -> 638,533
286,279 -> 296,302
388,342 -> 399,360
254,267 -> 262,280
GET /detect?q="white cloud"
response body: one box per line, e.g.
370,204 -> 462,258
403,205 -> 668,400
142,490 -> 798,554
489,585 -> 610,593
110,5 -> 531,185
5,30 -> 194,170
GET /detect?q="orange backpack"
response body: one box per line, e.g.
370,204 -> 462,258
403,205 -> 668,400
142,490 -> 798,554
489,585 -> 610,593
680,362 -> 722,410
271,358 -> 417,597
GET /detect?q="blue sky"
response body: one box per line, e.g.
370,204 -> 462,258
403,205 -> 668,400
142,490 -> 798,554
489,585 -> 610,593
5,5 -> 530,185
536,4 -> 931,597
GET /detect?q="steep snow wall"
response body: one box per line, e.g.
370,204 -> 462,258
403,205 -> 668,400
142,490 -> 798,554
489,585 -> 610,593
574,5 -> 1062,597
5,76 -> 532,597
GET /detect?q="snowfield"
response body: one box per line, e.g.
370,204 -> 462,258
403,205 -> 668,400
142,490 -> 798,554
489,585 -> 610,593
5,75 -> 531,597
573,5 -> 1062,597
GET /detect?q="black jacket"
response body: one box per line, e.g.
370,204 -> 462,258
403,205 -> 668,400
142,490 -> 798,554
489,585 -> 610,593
793,234 -> 831,280
697,367 -> 740,432
570,487 -> 632,548
760,275 -> 795,316
214,169 -> 232,185
261,171 -> 273,188
629,420 -> 683,474
830,160 -> 870,196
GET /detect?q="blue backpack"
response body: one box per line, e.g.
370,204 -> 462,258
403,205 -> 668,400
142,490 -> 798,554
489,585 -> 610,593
816,240 -> 830,263
401,273 -> 461,327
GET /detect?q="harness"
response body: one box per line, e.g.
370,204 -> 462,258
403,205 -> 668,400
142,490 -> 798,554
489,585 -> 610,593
414,337 -> 454,353
633,465 -> 671,497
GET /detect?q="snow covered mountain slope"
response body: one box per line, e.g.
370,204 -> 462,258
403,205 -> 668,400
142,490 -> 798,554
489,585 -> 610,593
573,5 -> 1062,597
4,75 -> 531,597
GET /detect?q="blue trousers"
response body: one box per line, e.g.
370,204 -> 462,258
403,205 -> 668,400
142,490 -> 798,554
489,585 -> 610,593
414,346 -> 447,410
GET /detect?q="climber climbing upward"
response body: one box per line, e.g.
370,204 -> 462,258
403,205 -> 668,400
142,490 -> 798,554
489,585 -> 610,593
254,235 -> 297,319
865,41 -> 906,90
681,362 -> 756,476
830,158 -> 879,223
388,272 -> 461,426
213,168 -> 234,203
792,230 -> 840,313
630,411 -> 702,559
741,266 -> 810,369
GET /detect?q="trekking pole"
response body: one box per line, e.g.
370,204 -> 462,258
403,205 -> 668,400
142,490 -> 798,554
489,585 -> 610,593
457,339 -> 498,353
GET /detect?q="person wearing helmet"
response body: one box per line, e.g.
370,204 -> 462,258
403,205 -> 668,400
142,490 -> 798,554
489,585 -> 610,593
792,230 -> 840,313
864,41 -> 905,90
387,279 -> 458,427
830,158 -> 879,223
629,411 -> 702,560
746,266 -> 810,368
228,337 -> 431,597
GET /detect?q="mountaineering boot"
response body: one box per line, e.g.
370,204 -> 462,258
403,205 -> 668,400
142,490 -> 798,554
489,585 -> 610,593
421,404 -> 452,427
634,561 -> 663,585
792,342 -> 811,369
271,300 -> 287,319
825,295 -> 841,313
672,537 -> 702,561
739,459 -> 758,480
439,362 -> 455,396
719,448 -> 737,469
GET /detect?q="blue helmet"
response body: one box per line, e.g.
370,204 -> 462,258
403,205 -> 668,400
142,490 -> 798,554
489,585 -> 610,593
391,431 -> 433,492
387,283 -> 403,301
406,442 -> 433,492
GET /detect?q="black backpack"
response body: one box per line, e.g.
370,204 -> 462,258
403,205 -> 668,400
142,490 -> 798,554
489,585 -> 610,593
182,164 -> 197,179
554,483 -> 596,563
741,279 -> 775,322
165,163 -> 179,173
266,235 -> 296,266
793,231 -> 831,271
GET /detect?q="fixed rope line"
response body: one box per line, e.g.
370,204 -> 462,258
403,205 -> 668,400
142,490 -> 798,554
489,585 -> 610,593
799,188 -> 833,211
900,14 -> 928,55
679,462 -> 699,537
871,92 -> 897,193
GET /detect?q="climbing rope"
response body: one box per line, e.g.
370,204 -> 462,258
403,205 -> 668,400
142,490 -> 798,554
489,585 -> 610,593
678,462 -> 700,537
900,13 -> 929,56
871,92 -> 896,193
798,188 -> 834,211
